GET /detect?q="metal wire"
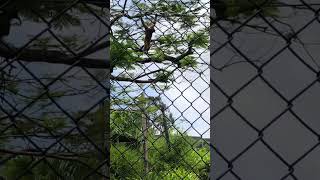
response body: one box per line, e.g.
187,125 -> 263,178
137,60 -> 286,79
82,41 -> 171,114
211,0 -> 320,179
0,0 -> 210,179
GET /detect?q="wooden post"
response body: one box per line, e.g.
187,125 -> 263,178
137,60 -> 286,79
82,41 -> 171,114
97,99 -> 110,179
142,110 -> 149,176
161,107 -> 171,151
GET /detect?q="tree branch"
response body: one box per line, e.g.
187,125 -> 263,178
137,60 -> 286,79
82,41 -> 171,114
0,148 -> 79,161
80,40 -> 109,57
83,0 -> 109,8
221,18 -> 268,32
135,69 -> 164,79
0,45 -> 110,69
111,75 -> 166,83
138,46 -> 193,65
0,44 -> 184,85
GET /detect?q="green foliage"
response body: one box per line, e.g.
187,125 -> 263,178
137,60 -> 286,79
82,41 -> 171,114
41,116 -> 67,131
2,156 -> 102,180
0,91 -> 210,179
109,94 -> 210,179
180,56 -> 197,68
187,30 -> 209,48
110,134 -> 210,180
158,34 -> 177,46
110,145 -> 144,179
154,71 -> 173,82
147,167 -> 199,180
111,110 -> 142,138
110,0 -> 209,77
111,39 -> 143,69
224,0 -> 279,18
150,48 -> 166,62
6,81 -> 19,94
0,1 -> 213,179
52,13 -> 81,30
4,0 -> 93,30
2,156 -> 35,180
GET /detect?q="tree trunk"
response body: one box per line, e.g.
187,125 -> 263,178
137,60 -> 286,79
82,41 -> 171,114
98,100 -> 110,179
142,112 -> 149,176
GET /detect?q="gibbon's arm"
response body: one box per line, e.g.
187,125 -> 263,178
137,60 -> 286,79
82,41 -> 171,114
141,15 -> 157,53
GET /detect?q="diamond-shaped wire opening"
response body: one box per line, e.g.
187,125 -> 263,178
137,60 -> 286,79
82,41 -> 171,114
212,1 -> 320,180
0,0 -> 110,178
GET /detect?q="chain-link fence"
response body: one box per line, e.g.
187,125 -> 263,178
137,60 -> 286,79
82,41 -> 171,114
0,0 -> 210,179
3,0 -> 320,179
211,0 -> 320,179
110,0 -> 210,179
0,0 -> 110,179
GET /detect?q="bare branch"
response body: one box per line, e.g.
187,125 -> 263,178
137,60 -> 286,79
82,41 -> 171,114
138,46 -> 193,65
135,69 -> 164,80
0,45 -> 110,69
0,148 -> 79,161
80,40 -> 109,57
83,0 -> 109,8
111,75 -> 166,83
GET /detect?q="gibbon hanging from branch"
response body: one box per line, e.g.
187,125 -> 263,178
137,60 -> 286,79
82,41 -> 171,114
140,15 -> 157,53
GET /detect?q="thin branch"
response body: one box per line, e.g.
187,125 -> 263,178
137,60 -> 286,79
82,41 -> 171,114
222,18 -> 268,32
83,0 -> 109,8
0,45 -> 183,83
212,60 -> 261,71
135,69 -> 164,80
0,148 -> 79,161
111,75 -> 166,83
138,46 -> 193,65
80,40 -> 109,57
0,45 -> 110,69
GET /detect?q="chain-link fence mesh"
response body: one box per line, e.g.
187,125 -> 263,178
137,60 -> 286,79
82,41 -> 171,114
110,0 -> 210,179
211,0 -> 320,179
0,0 -> 110,179
0,0 -> 210,179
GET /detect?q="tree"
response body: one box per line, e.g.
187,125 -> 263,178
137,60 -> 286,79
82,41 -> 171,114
110,93 -> 210,179
212,0 -> 279,20
0,0 -> 281,178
